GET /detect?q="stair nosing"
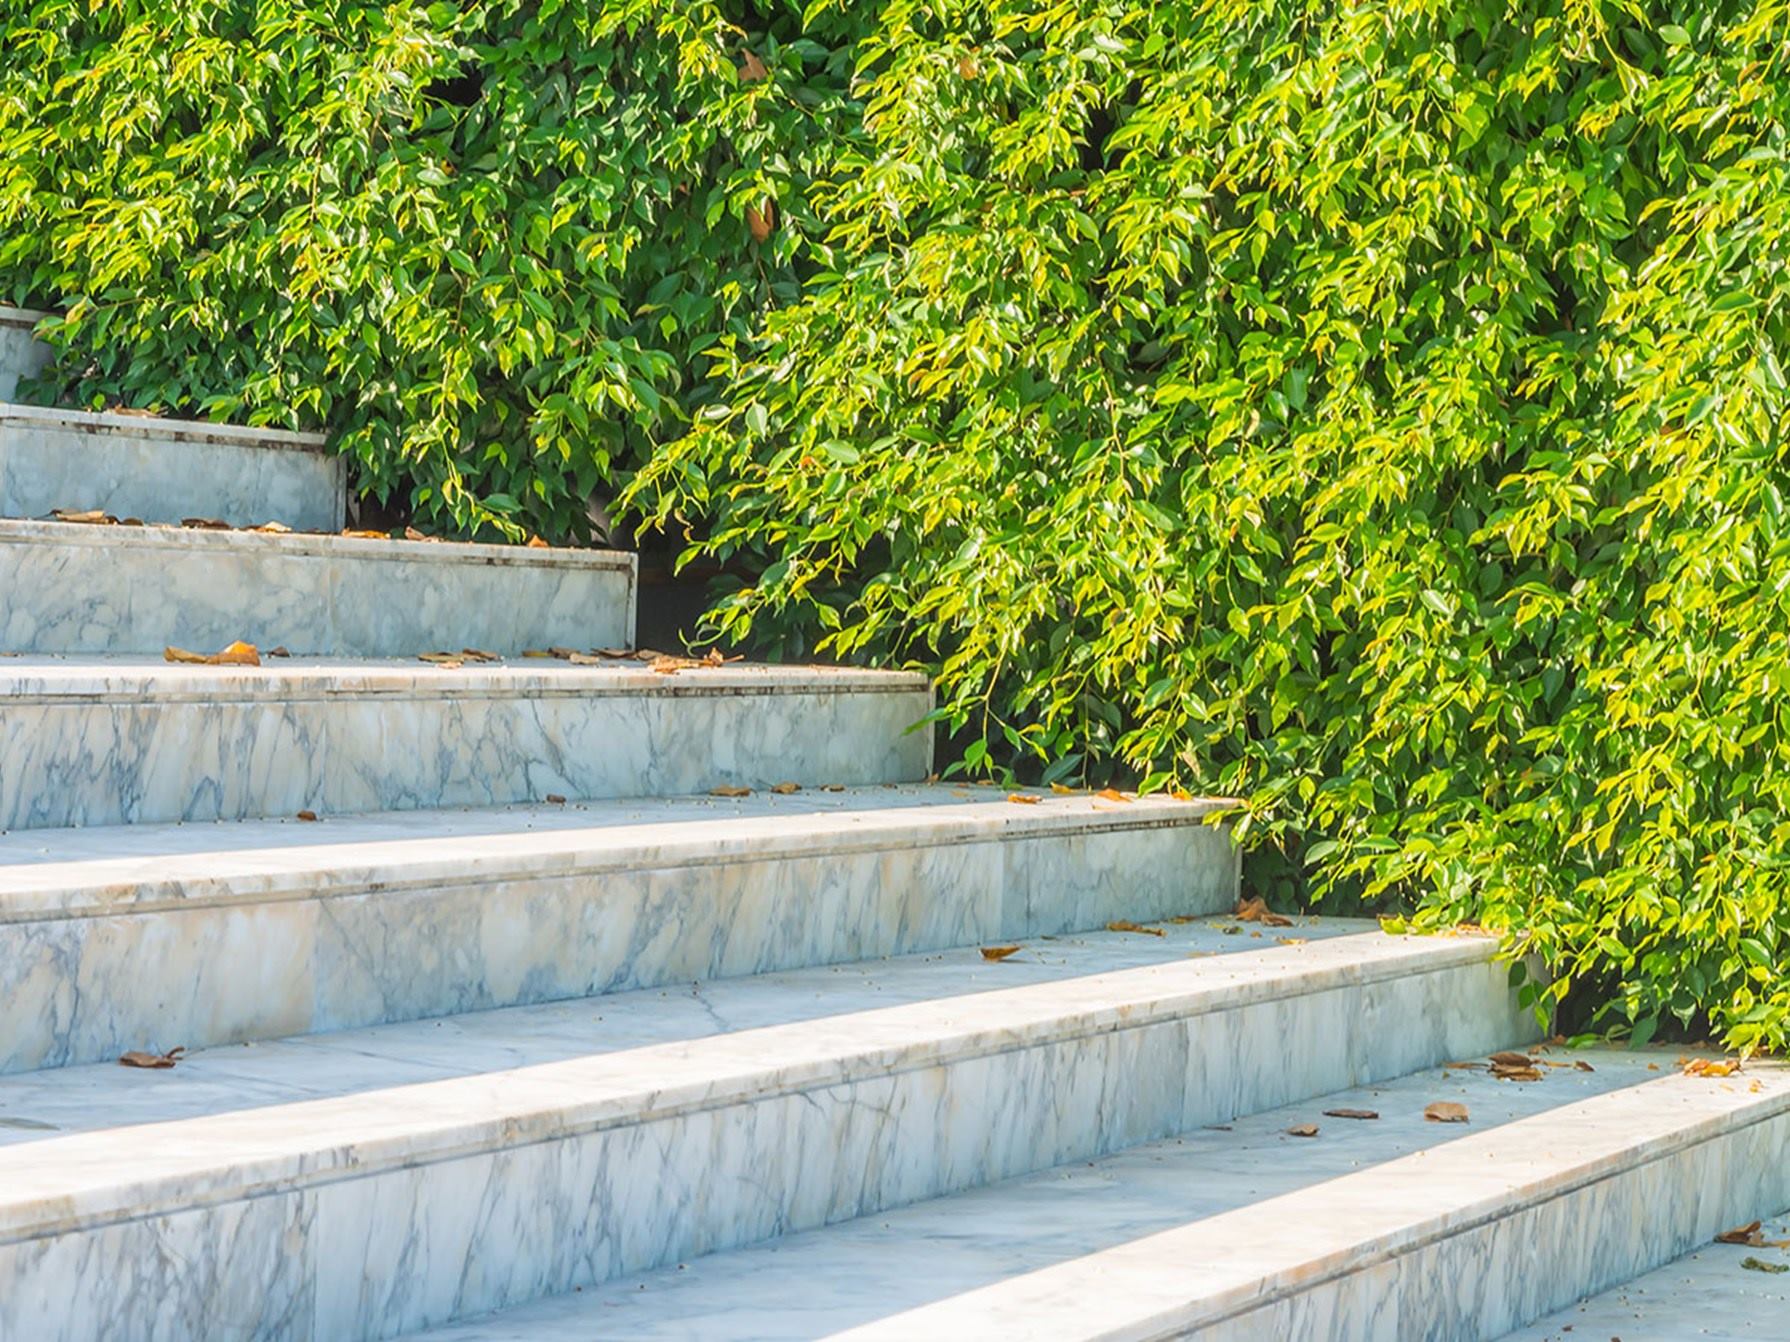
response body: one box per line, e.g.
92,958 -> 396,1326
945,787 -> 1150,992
0,402 -> 327,449
0,932 -> 1495,1246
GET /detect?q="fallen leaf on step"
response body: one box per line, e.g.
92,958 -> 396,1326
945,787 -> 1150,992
250,521 -> 291,534
980,945 -> 1021,962
1741,1257 -> 1790,1274
269,646 -> 291,658
1094,787 -> 1131,802
1718,1221 -> 1765,1245
1323,1108 -> 1379,1120
1492,1064 -> 1544,1082
51,508 -> 114,524
1007,793 -> 1040,804
1574,1060 -> 1595,1072
458,648 -> 501,663
1235,895 -> 1293,927
119,1047 -> 186,1070
709,785 -> 753,798
1276,936 -> 1308,946
1683,1057 -> 1742,1078
182,516 -> 230,529
820,783 -> 846,792
165,640 -> 261,667
770,782 -> 802,795
1050,783 -> 1074,794
544,794 -> 567,805
527,535 -> 551,548
417,652 -> 464,668
646,649 -> 729,674
1286,1123 -> 1319,1138
1424,1101 -> 1470,1124
341,528 -> 386,539
1107,920 -> 1166,937
1489,1051 -> 1533,1068
294,810 -> 318,822
403,526 -> 439,542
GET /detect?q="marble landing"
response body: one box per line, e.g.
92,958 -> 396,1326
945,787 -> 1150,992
0,924 -> 1527,1341
0,787 -> 1235,1071
405,1054 -> 1790,1342
0,403 -> 343,531
0,306 -> 52,401
1501,1205 -> 1790,1340
0,657 -> 934,829
0,518 -> 636,656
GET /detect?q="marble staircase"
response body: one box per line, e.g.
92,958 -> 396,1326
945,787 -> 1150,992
1,311 -> 1784,1340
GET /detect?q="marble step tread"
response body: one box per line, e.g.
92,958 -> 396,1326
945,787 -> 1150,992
0,656 -> 934,829
1502,1205 -> 1790,1341
405,1053 -> 1790,1342
0,402 -> 344,531
0,786 -> 1237,1071
0,516 -> 635,656
0,924 -> 1528,1340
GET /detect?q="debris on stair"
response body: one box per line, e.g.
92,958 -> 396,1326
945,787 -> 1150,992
1424,1101 -> 1469,1123
1323,1108 -> 1379,1120
710,785 -> 752,798
1107,920 -> 1166,937
980,945 -> 1022,962
1286,1123 -> 1319,1137
165,640 -> 261,666
118,1047 -> 186,1070
1235,895 -> 1293,927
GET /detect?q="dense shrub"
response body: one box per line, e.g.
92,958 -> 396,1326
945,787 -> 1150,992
628,0 -> 1790,1053
0,0 -> 863,538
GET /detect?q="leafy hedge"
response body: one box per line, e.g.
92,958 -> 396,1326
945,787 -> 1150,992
7,0 -> 1790,1054
0,0 -> 863,538
629,0 -> 1790,1054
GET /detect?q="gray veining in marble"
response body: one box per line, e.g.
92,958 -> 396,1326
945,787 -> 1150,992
0,306 -> 52,402
1500,1205 -> 1790,1340
0,787 -> 1235,1071
0,403 -> 344,531
0,519 -> 635,657
0,928 -> 1529,1341
395,1056 -> 1790,1342
0,658 -> 934,829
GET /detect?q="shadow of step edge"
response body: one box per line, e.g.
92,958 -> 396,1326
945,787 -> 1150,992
0,306 -> 52,402
0,404 -> 345,532
0,787 -> 1238,1073
0,519 -> 636,657
0,659 -> 934,830
0,927 -> 1531,1342
393,1053 -> 1790,1342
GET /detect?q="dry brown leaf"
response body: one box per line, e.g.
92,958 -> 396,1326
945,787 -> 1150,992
165,640 -> 261,667
459,648 -> 501,663
1234,895 -> 1294,928
52,508 -> 114,525
295,810 -> 318,822
1094,787 -> 1131,802
1424,1101 -> 1470,1124
526,535 -> 551,549
341,528 -> 386,539
403,526 -> 435,542
1491,1065 -> 1545,1082
1489,1051 -> 1533,1068
182,516 -> 230,530
645,649 -> 728,674
251,521 -> 292,534
1718,1221 -> 1765,1246
1323,1108 -> 1380,1120
1286,1123 -> 1319,1138
1684,1058 -> 1742,1078
1107,920 -> 1166,937
119,1047 -> 185,1070
418,652 -> 465,668
746,198 -> 777,243
268,646 -> 291,658
544,794 -> 567,805
980,945 -> 1021,962
739,49 -> 769,82
1574,1060 -> 1595,1072
820,783 -> 846,792
710,785 -> 753,798
770,781 -> 802,795
1008,793 -> 1041,805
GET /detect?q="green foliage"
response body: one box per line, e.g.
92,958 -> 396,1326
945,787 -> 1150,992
628,0 -> 1790,1053
0,0 -> 863,537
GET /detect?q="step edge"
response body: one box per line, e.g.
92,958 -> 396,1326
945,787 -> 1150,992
0,935 -> 1499,1245
0,402 -> 328,450
0,798 -> 1229,922
0,516 -> 638,573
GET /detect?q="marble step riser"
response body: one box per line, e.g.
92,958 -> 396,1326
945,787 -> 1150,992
3,818 -> 1234,1072
0,683 -> 934,829
1,405 -> 345,533
1192,1107 -> 1790,1341
0,309 -> 51,402
0,958 -> 1526,1342
0,524 -> 635,657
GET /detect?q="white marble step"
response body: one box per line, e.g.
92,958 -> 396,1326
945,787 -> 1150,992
0,517 -> 635,657
0,402 -> 345,531
1502,1204 -> 1790,1340
407,1051 -> 1790,1342
0,656 -> 933,829
0,786 -> 1235,1072
0,923 -> 1527,1341
0,305 -> 52,400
